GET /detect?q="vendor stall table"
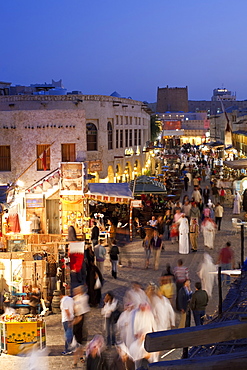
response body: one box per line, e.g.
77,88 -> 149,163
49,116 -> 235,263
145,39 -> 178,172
0,318 -> 46,355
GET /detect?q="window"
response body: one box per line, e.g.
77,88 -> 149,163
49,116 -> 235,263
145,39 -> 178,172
37,144 -> 51,171
61,144 -> 76,162
86,123 -> 98,151
116,115 -> 119,125
120,130 -> 123,148
135,117 -> 138,125
139,117 -> 141,125
120,116 -> 123,125
125,116 -> 128,125
129,130 -> 133,146
116,129 -> 119,148
138,129 -> 141,145
134,129 -> 138,145
107,122 -> 113,150
0,145 -> 11,171
130,117 -> 132,125
125,130 -> 128,147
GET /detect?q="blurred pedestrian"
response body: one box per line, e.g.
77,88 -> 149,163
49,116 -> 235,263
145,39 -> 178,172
101,291 -> 118,347
116,303 -> 135,349
150,230 -> 162,270
72,285 -> 90,368
146,283 -> 175,331
94,239 -> 106,276
184,174 -> 189,191
91,222 -> 99,247
219,187 -> 226,205
86,335 -> 108,370
123,281 -> 147,310
201,217 -> 216,249
177,279 -> 192,329
233,191 -> 241,215
198,253 -> 217,298
109,240 -> 119,279
60,290 -> 74,355
110,343 -> 135,370
142,235 -> 151,269
177,214 -> 189,254
215,202 -> 224,231
189,217 -> 199,252
190,282 -> 208,326
217,242 -> 235,285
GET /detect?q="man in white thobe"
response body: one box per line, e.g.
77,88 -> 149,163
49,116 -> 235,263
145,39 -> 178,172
123,282 -> 148,309
178,214 -> 189,254
116,303 -> 136,348
233,191 -> 241,214
133,303 -> 157,339
201,218 -> 216,249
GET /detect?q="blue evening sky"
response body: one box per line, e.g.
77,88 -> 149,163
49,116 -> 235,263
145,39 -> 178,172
1,0 -> 247,102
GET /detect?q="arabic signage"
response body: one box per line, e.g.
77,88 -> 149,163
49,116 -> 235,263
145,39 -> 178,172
89,160 -> 102,172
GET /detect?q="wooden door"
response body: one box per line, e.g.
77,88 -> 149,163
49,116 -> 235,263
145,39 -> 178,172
46,199 -> 60,234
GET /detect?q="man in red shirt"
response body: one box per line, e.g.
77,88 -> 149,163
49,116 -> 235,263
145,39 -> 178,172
217,242 -> 235,285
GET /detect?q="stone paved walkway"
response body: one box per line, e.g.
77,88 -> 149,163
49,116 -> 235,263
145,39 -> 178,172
1,182 -> 247,369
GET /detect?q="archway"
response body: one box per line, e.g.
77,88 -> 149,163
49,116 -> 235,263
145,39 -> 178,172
124,162 -> 132,182
108,165 -> 114,183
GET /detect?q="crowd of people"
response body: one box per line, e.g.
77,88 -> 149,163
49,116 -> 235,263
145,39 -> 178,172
57,144 -> 243,368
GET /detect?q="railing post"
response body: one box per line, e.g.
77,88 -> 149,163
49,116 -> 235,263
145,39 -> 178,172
218,266 -> 222,315
241,223 -> 244,267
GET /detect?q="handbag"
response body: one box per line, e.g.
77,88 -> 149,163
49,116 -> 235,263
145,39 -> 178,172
94,276 -> 102,290
111,308 -> 121,323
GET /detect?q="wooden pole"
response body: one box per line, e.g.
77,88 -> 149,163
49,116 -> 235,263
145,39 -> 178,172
241,223 -> 244,267
14,141 -> 55,184
129,202 -> 133,241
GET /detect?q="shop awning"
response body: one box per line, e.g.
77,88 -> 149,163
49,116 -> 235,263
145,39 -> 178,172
133,183 -> 167,195
130,175 -> 167,195
223,159 -> 247,169
205,141 -> 224,148
84,183 -> 134,204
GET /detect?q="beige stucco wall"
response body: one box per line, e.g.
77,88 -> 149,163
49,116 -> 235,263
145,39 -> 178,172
0,107 -> 86,188
0,94 -> 151,187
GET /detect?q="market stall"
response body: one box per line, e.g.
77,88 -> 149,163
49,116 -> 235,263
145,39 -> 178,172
0,315 -> 46,355
84,182 -> 134,239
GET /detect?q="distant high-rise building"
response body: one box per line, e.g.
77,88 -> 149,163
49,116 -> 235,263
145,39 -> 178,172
156,86 -> 188,113
211,88 -> 236,101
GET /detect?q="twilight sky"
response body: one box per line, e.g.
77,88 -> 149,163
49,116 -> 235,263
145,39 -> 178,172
1,0 -> 247,103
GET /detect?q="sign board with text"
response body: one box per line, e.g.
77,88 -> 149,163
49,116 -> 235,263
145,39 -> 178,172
131,199 -> 143,208
89,160 -> 102,172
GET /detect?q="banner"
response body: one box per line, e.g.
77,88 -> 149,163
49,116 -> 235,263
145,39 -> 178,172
60,162 -> 84,195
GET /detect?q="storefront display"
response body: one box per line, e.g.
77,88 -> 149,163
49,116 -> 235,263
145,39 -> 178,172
60,196 -> 85,235
0,315 -> 46,355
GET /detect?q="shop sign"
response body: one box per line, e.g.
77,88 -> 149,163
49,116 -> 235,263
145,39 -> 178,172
60,162 -> 84,195
131,199 -> 142,208
26,198 -> 44,208
89,160 -> 102,172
